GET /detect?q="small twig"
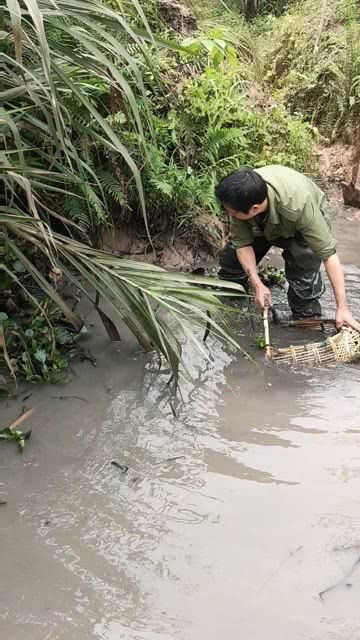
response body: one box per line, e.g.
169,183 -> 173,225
8,408 -> 33,432
319,556 -> 360,600
111,461 -> 129,473
155,455 -> 185,466
203,310 -> 211,343
51,395 -> 89,403
258,545 -> 303,592
80,352 -> 97,366
284,318 -> 336,328
168,399 -> 177,418
333,542 -> 360,552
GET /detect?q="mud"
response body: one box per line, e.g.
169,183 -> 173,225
1,202 -> 360,640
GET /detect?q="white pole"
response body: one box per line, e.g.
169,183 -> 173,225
263,307 -> 271,359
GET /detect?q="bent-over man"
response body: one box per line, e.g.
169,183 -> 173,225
215,165 -> 360,330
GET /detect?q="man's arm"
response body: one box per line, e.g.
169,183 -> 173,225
324,254 -> 360,330
296,199 -> 360,329
236,246 -> 272,308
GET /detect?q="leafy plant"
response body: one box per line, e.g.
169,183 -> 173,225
265,0 -> 360,139
2,214 -> 247,382
1,0 -> 247,381
128,53 -> 315,235
1,305 -> 84,384
0,427 -> 29,453
2,0 -> 152,237
243,0 -> 293,18
255,334 -> 266,349
0,409 -> 33,453
181,28 -> 256,70
258,265 -> 285,286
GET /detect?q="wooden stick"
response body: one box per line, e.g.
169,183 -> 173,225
263,307 -> 271,359
8,408 -> 33,432
281,318 -> 336,329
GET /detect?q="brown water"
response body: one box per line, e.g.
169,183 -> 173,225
1,213 -> 360,640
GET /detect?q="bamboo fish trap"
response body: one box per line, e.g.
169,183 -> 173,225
263,309 -> 360,366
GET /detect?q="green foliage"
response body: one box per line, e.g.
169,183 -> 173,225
255,334 -> 266,349
97,170 -> 127,207
2,0 -> 247,382
106,0 -> 163,31
125,41 -> 315,233
0,427 -> 28,453
187,0 -> 294,24
181,28 -> 256,69
0,409 -> 33,453
181,66 -> 314,170
263,0 -> 360,138
1,0 -> 151,239
5,0 -> 340,384
260,0 -> 291,15
2,213 -> 246,383
258,265 -> 286,286
245,0 -> 293,18
186,0 -> 245,29
1,306 -> 82,384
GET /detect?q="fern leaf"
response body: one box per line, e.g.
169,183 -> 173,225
150,178 -> 174,197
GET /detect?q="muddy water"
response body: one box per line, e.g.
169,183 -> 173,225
1,214 -> 360,640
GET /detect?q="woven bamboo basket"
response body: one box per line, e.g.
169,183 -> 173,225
269,327 -> 360,366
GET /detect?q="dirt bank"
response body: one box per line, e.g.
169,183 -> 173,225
103,157 -> 360,272
102,212 -> 226,271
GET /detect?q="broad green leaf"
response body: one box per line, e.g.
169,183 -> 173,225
34,349 -> 47,362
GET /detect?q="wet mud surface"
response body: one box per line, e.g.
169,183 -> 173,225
1,207 -> 360,640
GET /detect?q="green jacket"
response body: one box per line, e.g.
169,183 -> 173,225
230,165 -> 336,260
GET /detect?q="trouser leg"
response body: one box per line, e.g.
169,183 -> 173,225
218,238 -> 271,290
282,239 -> 325,318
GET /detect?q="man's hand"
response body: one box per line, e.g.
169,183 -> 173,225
254,283 -> 272,310
335,305 -> 360,331
235,246 -> 272,309
324,254 -> 360,332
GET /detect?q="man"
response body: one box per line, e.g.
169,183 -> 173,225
215,165 -> 360,330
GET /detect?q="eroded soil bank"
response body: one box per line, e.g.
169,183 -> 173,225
1,200 -> 360,640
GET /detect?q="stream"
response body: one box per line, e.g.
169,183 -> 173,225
1,207 -> 360,640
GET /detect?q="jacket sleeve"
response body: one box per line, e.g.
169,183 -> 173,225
230,217 -> 254,249
295,198 -> 337,260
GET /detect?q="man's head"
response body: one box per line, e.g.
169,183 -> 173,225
215,168 -> 268,220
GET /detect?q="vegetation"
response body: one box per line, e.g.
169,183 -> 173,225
0,306 -> 84,384
0,426 -> 30,453
258,265 -> 286,287
0,409 -> 33,453
1,0 -> 244,386
259,0 -> 360,139
119,21 -> 315,239
255,334 -> 267,349
1,0 -> 359,388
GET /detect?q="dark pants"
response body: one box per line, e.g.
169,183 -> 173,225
218,237 -> 325,318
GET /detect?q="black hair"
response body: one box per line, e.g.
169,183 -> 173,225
215,167 -> 268,214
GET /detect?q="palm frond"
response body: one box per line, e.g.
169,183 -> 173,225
2,213 -> 245,380
1,0 -> 246,381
